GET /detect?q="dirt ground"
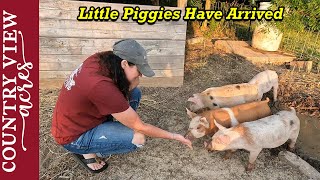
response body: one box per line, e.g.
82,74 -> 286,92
40,43 -> 319,179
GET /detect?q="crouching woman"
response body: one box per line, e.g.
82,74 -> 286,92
51,39 -> 192,173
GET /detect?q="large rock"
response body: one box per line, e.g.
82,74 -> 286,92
279,151 -> 320,179
214,40 -> 295,64
187,37 -> 204,45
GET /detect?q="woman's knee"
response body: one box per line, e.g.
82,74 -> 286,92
132,132 -> 145,147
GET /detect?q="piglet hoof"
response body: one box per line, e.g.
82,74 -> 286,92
204,141 -> 208,147
287,141 -> 296,152
223,155 -> 230,160
204,141 -> 213,152
245,163 -> 255,172
223,151 -> 233,160
207,149 -> 214,153
273,101 -> 280,110
288,147 -> 296,153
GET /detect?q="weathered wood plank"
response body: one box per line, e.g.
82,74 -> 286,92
40,46 -> 185,56
40,76 -> 184,89
40,78 -> 65,89
40,69 -> 184,79
40,46 -> 83,55
39,0 -> 186,24
40,9 -> 75,20
40,37 -> 186,49
39,1 -> 187,88
40,19 -> 186,33
40,54 -> 185,64
40,54 -> 87,62
40,27 -> 186,40
139,76 -> 183,87
40,0 -> 184,11
40,61 -> 184,71
286,61 -> 313,73
39,8 -> 186,25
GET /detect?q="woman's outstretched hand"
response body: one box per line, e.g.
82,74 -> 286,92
173,133 -> 193,150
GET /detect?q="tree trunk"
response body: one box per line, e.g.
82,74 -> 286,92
177,0 -> 187,8
201,0 -> 212,30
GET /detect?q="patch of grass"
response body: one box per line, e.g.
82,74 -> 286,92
280,29 -> 320,65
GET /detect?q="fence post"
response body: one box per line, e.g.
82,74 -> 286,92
177,0 -> 187,8
201,0 -> 212,29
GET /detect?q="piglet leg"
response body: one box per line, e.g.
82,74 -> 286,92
288,129 -> 299,152
246,149 -> 262,171
224,149 -> 236,160
273,83 -> 278,102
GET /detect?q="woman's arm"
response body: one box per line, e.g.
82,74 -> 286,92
112,107 -> 192,149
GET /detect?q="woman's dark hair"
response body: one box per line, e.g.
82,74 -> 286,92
97,51 -> 135,99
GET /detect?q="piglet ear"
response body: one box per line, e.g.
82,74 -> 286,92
217,135 -> 230,145
204,141 -> 208,148
200,117 -> 208,124
214,120 -> 226,130
186,108 -> 197,119
187,97 -> 196,104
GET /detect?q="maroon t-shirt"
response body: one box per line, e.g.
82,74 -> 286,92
51,53 -> 130,145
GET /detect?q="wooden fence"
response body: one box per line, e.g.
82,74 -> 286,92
40,0 -> 188,88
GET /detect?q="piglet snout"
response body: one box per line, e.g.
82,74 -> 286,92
184,132 -> 195,142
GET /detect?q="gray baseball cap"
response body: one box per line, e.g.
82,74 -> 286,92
113,39 -> 155,77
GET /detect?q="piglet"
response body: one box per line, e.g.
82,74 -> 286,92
188,70 -> 279,113
188,83 -> 260,112
204,108 -> 300,171
184,98 -> 271,141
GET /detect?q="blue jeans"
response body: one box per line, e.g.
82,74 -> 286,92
63,88 -> 142,157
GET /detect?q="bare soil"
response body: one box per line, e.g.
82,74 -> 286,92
40,42 -> 319,179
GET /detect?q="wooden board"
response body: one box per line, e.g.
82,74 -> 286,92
40,54 -> 185,64
40,0 -> 184,12
40,27 -> 185,40
39,0 -> 186,25
40,19 -> 186,34
40,76 -> 184,89
39,37 -> 186,50
40,61 -> 184,71
40,69 -> 184,79
139,76 -> 183,87
40,45 -> 185,55
40,37 -> 186,50
286,61 -> 313,73
39,0 -> 187,87
39,8 -> 186,25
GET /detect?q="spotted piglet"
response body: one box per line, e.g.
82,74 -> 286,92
188,83 -> 260,112
204,108 -> 300,171
187,70 -> 279,112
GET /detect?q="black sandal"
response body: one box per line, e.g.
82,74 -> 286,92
72,153 -> 109,174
